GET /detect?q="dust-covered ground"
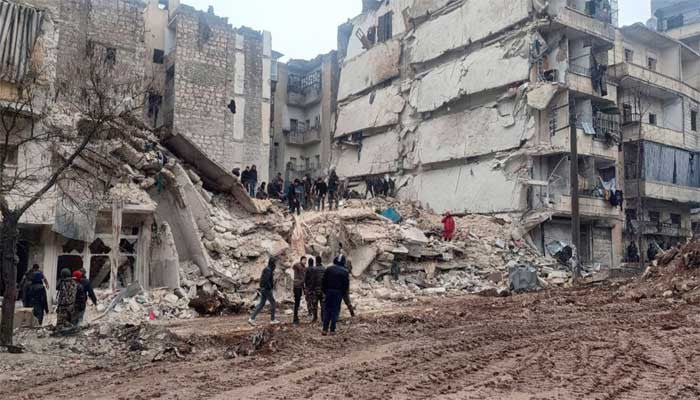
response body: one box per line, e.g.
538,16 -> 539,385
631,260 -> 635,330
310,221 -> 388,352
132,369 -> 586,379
3,284 -> 700,400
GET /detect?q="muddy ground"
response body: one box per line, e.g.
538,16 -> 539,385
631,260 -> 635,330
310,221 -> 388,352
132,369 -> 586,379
3,284 -> 700,400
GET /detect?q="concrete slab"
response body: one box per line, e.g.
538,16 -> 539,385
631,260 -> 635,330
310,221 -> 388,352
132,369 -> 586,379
338,39 -> 401,101
336,86 -> 406,137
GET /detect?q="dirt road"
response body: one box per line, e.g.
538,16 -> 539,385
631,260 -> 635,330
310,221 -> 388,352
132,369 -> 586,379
3,286 -> 700,400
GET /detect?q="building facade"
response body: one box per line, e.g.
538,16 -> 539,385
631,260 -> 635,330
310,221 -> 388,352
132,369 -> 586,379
145,0 -> 272,181
270,52 -> 339,182
333,0 -> 625,268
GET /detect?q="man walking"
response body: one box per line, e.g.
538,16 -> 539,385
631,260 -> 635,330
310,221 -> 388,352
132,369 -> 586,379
292,256 -> 307,325
72,271 -> 89,326
288,179 -> 301,215
56,268 -> 79,332
315,177 -> 328,211
249,258 -> 280,326
305,255 -> 326,323
328,170 -> 339,210
25,272 -> 49,325
322,255 -> 350,335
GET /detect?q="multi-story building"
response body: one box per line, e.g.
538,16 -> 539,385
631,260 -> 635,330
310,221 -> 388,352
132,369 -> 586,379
270,52 -> 339,182
612,1 -> 700,259
333,0 -> 624,267
145,0 -> 272,180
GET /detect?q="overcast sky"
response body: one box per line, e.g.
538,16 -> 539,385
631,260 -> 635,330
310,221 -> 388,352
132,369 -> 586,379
185,0 -> 651,61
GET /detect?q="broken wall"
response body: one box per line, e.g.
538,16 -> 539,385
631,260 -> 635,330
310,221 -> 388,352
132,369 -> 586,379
335,130 -> 400,177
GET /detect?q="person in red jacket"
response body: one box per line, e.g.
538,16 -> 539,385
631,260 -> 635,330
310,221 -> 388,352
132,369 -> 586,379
442,212 -> 456,242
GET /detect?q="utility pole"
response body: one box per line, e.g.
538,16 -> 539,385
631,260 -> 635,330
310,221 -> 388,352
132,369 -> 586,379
570,99 -> 581,282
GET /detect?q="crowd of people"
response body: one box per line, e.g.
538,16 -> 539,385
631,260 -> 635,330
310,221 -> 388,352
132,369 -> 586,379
249,250 -> 354,335
18,265 -> 97,332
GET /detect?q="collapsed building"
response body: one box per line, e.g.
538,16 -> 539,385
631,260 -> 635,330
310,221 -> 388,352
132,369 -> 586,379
270,52 -> 339,182
331,0 -> 700,270
0,0 -> 275,303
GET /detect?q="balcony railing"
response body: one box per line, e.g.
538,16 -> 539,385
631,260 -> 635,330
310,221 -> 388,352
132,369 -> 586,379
567,0 -> 614,25
287,128 -> 321,145
287,161 -> 321,173
626,220 -> 691,237
577,113 -> 620,144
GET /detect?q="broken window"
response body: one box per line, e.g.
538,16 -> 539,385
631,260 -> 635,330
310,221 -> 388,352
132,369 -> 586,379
648,113 -> 657,125
377,12 -> 393,42
649,211 -> 660,223
0,144 -> 18,166
624,48 -> 634,63
692,110 -> 698,132
104,47 -> 116,66
153,49 -> 165,64
671,213 -> 682,227
647,57 -> 657,71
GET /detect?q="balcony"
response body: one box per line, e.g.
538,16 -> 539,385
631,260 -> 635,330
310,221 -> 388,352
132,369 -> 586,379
550,128 -> 619,160
626,180 -> 700,206
609,62 -> 700,101
626,220 -> 692,238
549,193 -> 622,220
286,127 -> 321,146
287,160 -> 321,174
551,6 -> 616,44
622,121 -> 696,152
566,65 -> 618,102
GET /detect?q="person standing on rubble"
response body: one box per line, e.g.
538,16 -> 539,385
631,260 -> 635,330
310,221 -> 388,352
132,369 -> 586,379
76,269 -> 98,324
256,182 -> 269,199
314,177 -> 328,211
322,255 -> 350,335
292,256 -> 307,325
305,255 -> 326,323
56,268 -> 79,332
288,179 -> 301,215
241,166 -> 250,192
249,258 -> 280,326
249,165 -> 259,197
337,244 -> 356,318
442,211 -> 456,242
328,170 -> 340,210
25,272 -> 49,325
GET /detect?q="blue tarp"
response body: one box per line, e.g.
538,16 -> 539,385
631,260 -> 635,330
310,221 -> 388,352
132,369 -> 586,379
381,208 -> 401,223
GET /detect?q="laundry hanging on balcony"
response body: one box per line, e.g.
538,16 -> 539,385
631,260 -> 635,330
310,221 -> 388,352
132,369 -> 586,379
0,0 -> 44,83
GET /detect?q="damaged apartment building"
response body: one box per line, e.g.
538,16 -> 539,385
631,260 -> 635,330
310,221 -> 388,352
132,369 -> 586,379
332,0 -> 631,268
144,0 -> 272,181
0,0 -> 273,301
611,0 -> 700,259
270,52 -> 339,182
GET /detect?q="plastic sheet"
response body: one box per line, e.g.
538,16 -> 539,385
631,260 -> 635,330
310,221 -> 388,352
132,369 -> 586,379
643,142 -> 700,187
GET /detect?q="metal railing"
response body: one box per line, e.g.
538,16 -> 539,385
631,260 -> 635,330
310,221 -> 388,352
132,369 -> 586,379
287,128 -> 321,145
287,160 -> 321,173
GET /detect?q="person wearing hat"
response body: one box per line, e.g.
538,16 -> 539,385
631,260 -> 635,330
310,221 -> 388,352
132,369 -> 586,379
321,255 -> 350,335
56,268 -> 79,331
249,257 -> 280,326
72,271 -> 89,326
25,271 -> 49,325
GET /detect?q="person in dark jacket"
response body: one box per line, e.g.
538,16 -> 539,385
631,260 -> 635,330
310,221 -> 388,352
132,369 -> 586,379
241,166 -> 250,191
25,272 -> 49,325
288,179 -> 301,215
305,255 -> 326,323
256,182 -> 269,199
20,264 -> 47,307
249,258 -> 279,326
249,165 -> 258,197
79,268 -> 98,307
322,255 -> 350,335
292,256 -> 307,325
314,178 -> 328,211
328,170 -> 340,210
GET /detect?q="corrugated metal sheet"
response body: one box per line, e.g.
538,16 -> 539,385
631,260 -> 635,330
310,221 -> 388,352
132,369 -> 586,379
0,1 -> 43,83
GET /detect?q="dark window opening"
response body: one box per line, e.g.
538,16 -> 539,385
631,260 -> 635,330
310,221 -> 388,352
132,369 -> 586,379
148,93 -> 163,123
0,144 -> 18,166
105,47 -> 116,66
623,103 -> 633,123
692,110 -> 698,132
227,99 -> 236,114
153,49 -> 165,64
377,12 -> 393,42
647,57 -> 657,71
667,14 -> 684,30
290,119 -> 298,133
648,113 -> 657,125
367,26 -> 377,45
624,48 -> 634,63
166,65 -> 175,81
671,213 -> 682,226
649,211 -> 660,223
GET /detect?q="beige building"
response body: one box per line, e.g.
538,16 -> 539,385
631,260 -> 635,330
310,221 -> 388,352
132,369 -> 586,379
270,52 -> 339,183
333,0 -> 626,268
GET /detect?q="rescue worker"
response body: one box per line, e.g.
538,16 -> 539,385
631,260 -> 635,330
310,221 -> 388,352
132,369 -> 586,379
56,268 -> 79,332
292,256 -> 307,325
442,211 -> 456,241
249,258 -> 280,326
305,255 -> 326,323
25,272 -> 49,325
322,255 -> 350,335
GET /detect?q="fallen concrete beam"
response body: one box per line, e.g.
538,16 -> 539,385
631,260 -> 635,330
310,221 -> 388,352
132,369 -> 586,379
409,43 -> 530,113
335,86 -> 405,137
338,39 -> 401,101
410,0 -> 532,64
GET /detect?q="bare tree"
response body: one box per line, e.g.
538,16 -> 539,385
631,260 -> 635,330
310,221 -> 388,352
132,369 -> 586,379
0,48 -> 146,346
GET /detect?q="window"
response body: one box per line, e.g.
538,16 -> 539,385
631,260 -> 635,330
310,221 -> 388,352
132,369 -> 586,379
624,48 -> 634,63
670,213 -> 682,227
649,211 -> 660,223
667,14 -> 684,30
647,57 -> 657,71
648,113 -> 657,125
315,154 -> 320,167
623,103 -> 633,123
104,47 -> 116,66
0,145 -> 18,166
377,11 -> 393,42
692,110 -> 698,132
366,26 -> 377,46
290,119 -> 298,133
152,49 -> 164,64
